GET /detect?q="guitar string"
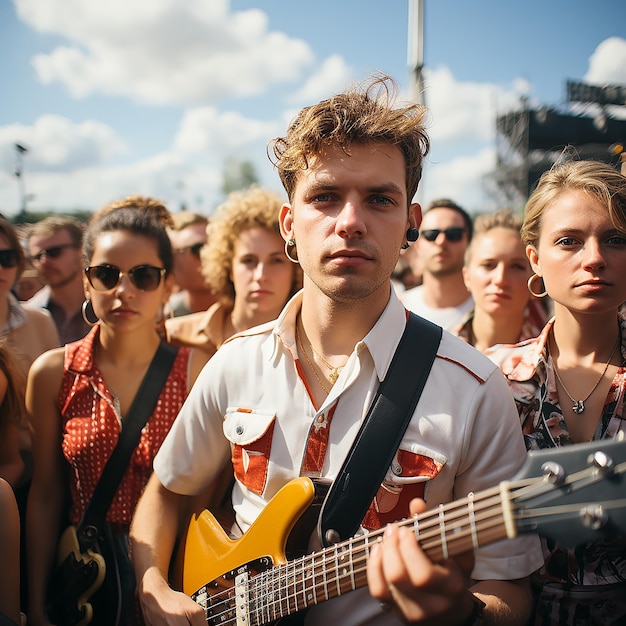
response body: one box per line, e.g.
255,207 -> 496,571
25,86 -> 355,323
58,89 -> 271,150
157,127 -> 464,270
204,484 -> 516,622
204,482 -> 536,623
204,464 -> 619,623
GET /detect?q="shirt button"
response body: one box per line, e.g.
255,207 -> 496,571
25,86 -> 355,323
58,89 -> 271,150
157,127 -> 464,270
392,461 -> 402,475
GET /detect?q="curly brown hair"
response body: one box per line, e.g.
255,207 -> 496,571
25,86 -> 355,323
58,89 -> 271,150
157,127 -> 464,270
201,186 -> 302,302
268,74 -> 430,204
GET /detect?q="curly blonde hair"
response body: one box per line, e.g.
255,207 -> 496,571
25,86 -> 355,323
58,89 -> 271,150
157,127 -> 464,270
202,186 -> 302,302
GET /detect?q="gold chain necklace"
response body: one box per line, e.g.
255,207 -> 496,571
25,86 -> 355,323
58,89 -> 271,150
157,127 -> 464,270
296,328 -> 331,394
552,335 -> 620,414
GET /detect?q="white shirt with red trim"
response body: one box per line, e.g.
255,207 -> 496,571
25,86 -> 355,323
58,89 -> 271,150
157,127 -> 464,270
155,289 -> 543,625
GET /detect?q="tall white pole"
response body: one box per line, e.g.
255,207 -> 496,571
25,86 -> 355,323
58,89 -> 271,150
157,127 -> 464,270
407,0 -> 425,106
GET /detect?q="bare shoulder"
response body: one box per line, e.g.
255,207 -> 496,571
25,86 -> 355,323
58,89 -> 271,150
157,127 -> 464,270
29,346 -> 65,385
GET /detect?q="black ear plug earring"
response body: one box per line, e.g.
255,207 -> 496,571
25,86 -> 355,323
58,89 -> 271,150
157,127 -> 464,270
406,228 -> 419,242
402,227 -> 420,249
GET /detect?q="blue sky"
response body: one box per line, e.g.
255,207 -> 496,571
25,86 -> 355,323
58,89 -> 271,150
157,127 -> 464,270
1,0 -> 625,217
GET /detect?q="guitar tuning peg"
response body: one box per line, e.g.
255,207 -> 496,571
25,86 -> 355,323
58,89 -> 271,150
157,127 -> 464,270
579,504 -> 608,531
590,450 -> 614,473
541,461 -> 566,485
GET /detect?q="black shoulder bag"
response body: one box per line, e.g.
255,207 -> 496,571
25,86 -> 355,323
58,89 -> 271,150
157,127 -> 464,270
318,312 -> 442,546
48,342 -> 179,626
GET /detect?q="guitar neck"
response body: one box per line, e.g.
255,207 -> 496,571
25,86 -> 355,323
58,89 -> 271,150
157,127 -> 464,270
245,483 -> 513,622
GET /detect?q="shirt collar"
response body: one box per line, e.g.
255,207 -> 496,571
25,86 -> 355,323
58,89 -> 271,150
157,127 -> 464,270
269,287 -> 408,382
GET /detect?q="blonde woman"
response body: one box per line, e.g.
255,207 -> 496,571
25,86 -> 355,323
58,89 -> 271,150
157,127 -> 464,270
490,160 -> 626,624
456,209 -> 547,354
165,186 -> 302,354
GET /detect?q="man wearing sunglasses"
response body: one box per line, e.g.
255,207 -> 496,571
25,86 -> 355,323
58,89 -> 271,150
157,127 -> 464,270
401,198 -> 474,331
166,211 -> 217,317
26,215 -> 91,344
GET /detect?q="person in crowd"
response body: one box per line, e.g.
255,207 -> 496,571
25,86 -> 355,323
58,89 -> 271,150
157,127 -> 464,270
166,211 -> 217,317
0,337 -> 27,488
456,209 -> 548,355
401,198 -> 474,330
130,75 -> 542,626
13,266 -> 44,302
0,477 -> 21,626
25,196 -> 211,626
490,160 -> 626,625
164,186 -> 302,354
0,217 -> 60,616
27,215 -> 91,344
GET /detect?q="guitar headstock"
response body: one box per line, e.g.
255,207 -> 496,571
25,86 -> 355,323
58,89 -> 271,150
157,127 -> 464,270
510,437 -> 626,547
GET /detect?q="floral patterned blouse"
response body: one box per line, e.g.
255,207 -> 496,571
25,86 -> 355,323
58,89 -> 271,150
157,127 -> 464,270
489,314 -> 626,590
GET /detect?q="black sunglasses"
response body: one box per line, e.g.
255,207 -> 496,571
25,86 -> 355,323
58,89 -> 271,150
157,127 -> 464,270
85,264 -> 166,292
0,249 -> 20,269
31,243 -> 77,263
174,242 -> 204,258
421,227 -> 466,242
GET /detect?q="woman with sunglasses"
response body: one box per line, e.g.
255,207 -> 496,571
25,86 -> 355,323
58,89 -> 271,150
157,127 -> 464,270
489,160 -> 626,625
25,196 -> 210,626
455,209 -> 548,355
165,186 -> 302,354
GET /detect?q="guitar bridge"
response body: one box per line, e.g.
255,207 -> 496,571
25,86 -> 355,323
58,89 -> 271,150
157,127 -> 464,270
192,556 -> 274,625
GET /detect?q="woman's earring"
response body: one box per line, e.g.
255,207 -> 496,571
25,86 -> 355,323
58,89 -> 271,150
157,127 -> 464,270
81,298 -> 99,326
285,238 -> 299,264
527,274 -> 548,298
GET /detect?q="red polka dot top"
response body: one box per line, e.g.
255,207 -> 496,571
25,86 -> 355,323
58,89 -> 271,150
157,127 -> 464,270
58,326 -> 192,526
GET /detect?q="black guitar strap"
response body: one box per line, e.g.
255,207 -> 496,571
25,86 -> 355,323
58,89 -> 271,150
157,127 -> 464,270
76,341 -> 179,550
318,312 -> 442,546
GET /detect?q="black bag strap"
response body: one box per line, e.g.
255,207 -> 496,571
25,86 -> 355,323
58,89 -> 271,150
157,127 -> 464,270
318,312 -> 442,546
77,341 -> 179,548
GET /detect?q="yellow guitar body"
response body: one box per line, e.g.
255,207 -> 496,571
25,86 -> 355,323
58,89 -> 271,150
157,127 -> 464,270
175,476 -> 317,597
54,525 -> 106,626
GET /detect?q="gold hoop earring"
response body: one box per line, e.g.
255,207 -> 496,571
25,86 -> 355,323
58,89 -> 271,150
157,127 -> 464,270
527,274 -> 548,298
285,238 -> 299,264
81,299 -> 99,326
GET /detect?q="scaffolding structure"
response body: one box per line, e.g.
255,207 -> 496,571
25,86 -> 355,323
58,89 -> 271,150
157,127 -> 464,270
487,80 -> 626,209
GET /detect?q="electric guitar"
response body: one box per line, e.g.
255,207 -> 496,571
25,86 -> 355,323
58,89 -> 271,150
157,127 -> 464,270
175,438 -> 626,626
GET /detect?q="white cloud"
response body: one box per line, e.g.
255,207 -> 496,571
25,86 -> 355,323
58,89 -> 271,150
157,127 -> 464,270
422,66 -> 523,147
0,115 -> 128,172
17,0 -> 315,105
174,107 -> 278,154
0,109 -> 282,216
585,37 -> 626,86
287,55 -> 354,105
422,147 -> 498,214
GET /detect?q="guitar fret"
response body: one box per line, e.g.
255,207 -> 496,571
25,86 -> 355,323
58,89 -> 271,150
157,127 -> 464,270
348,540 -> 355,591
438,505 -> 448,560
468,492 -> 478,549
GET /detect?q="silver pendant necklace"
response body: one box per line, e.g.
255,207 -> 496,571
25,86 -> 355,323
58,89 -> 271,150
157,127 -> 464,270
552,335 -> 620,414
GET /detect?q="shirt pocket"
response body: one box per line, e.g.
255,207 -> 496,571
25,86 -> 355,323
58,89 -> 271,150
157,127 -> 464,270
223,408 -> 276,496
362,446 -> 447,531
